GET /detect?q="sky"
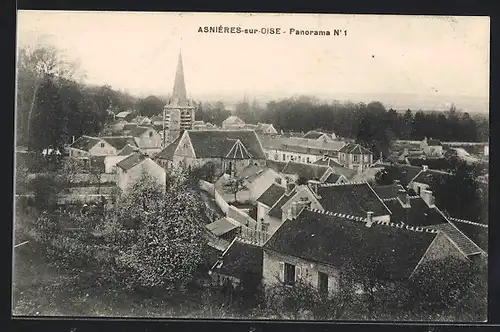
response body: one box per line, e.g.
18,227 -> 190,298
17,11 -> 490,111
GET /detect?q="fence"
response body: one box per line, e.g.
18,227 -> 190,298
238,226 -> 270,246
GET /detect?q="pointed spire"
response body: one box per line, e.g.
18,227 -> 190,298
171,49 -> 188,107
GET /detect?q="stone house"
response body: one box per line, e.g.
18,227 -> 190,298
420,137 -> 444,157
115,111 -> 135,122
129,126 -> 163,150
154,130 -> 266,176
259,134 -> 346,164
237,164 -> 288,202
116,152 -> 166,193
210,238 -> 263,288
280,161 -> 342,184
68,135 -> 138,159
103,144 -> 140,174
222,115 -> 246,130
302,130 -> 336,141
255,123 -> 278,135
262,208 -> 466,295
338,143 -> 374,173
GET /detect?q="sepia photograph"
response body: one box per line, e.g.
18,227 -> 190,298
13,11 -> 489,322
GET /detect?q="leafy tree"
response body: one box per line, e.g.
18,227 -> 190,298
186,162 -> 217,188
29,174 -> 65,209
136,95 -> 166,118
110,170 -> 208,291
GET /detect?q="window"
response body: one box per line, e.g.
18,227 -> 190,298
284,263 -> 296,285
318,271 -> 328,295
274,154 -> 278,160
100,143 -> 105,148
149,131 -> 153,137
283,154 -> 286,161
307,157 -> 310,163
353,155 -> 359,163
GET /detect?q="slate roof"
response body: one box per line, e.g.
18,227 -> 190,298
303,131 -> 326,139
226,140 -> 253,159
212,239 -> 263,279
281,161 -> 331,181
187,130 -> 266,159
69,136 -> 102,152
429,222 -> 483,256
117,144 -> 140,156
206,217 -> 241,236
324,173 -> 341,183
116,153 -> 147,171
339,143 -> 373,155
256,183 -> 286,208
372,183 -> 406,200
384,165 -> 424,186
384,197 -> 448,227
426,139 -> 442,146
315,183 -> 392,217
155,134 -> 183,160
268,187 -> 298,219
265,160 -> 288,173
264,209 -> 438,281
101,136 -> 138,150
451,221 -> 488,252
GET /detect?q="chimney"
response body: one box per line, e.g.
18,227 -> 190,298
421,189 -> 435,208
422,165 -> 428,172
366,211 -> 374,227
72,136 -> 75,144
397,188 -> 411,208
290,202 -> 299,219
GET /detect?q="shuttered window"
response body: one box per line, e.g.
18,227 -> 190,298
318,271 -> 328,295
284,263 -> 295,285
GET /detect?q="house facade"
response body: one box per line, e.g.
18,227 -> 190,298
116,153 -> 166,193
256,123 -> 278,135
130,126 -> 162,150
259,135 -> 346,165
262,208 -> 464,295
338,143 -> 374,173
68,135 -> 138,159
155,130 -> 267,176
222,115 -> 246,130
420,137 -> 444,157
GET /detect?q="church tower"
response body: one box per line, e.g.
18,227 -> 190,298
163,50 -> 195,146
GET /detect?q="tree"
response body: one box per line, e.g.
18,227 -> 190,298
186,162 -> 217,189
111,170 -> 208,292
223,176 -> 246,202
136,95 -> 166,118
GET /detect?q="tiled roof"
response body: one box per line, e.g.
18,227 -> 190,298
256,183 -> 286,208
101,136 -> 138,150
314,157 -> 342,168
450,220 -> 488,252
188,130 -> 266,159
281,161 -> 331,181
222,115 -> 245,126
383,165 -> 424,186
428,222 -> 483,256
116,111 -> 131,118
155,134 -> 183,160
212,239 -> 263,279
129,126 -> 152,137
206,217 -> 241,236
258,135 -> 345,155
412,169 -> 453,186
302,131 -> 325,139
226,140 -> 253,159
116,152 -> 147,171
315,182 -> 392,217
268,187 -> 298,219
69,135 -> 102,152
264,209 -> 438,281
117,144 -> 140,156
339,143 -> 373,155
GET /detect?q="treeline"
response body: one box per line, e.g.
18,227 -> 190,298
232,96 -> 489,143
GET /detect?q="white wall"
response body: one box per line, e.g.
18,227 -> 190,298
104,155 -> 129,174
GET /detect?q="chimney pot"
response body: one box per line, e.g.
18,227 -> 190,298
366,211 -> 374,227
422,165 -> 428,171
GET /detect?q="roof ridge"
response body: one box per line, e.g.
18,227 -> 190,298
317,180 -> 368,187
448,217 -> 488,228
305,207 -> 439,234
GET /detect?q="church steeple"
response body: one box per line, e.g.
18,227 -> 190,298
171,50 -> 188,107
